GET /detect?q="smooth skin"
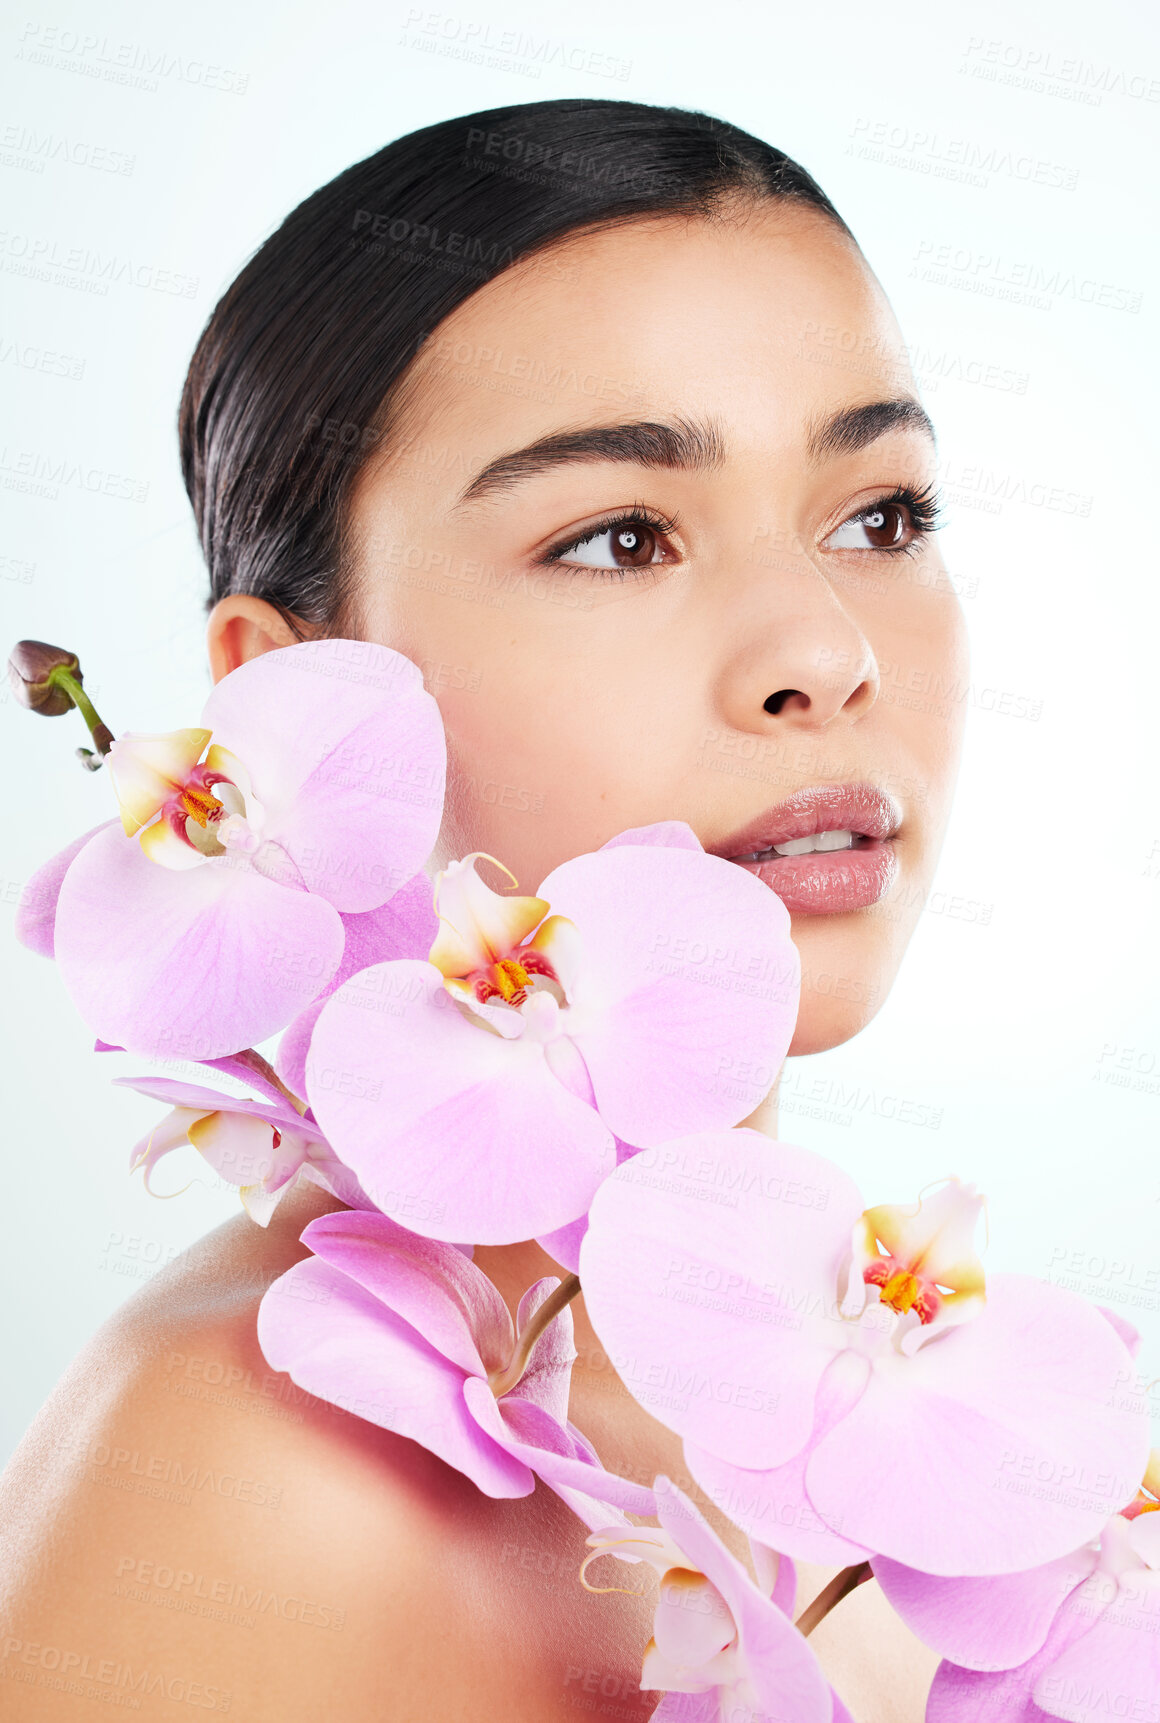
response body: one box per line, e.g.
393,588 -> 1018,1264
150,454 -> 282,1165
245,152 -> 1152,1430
0,201 -> 964,1718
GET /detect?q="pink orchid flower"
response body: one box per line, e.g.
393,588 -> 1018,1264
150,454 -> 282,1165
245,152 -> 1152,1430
876,1460 -> 1160,1722
275,869 -> 439,1100
302,824 -> 800,1243
21,640 -> 445,1060
583,1477 -> 852,1723
579,1131 -> 1150,1577
118,1072 -> 367,1225
256,1208 -> 655,1514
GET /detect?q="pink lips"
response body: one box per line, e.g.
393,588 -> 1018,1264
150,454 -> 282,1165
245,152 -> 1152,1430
715,784 -> 902,916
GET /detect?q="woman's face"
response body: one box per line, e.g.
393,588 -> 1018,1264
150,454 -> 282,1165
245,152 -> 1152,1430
342,203 -> 967,1056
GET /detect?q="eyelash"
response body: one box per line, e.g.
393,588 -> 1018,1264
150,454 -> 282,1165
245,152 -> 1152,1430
538,481 -> 945,578
852,481 -> 944,558
540,503 -> 680,580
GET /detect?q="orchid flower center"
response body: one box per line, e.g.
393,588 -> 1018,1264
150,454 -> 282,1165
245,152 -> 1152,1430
428,853 -> 575,1031
866,1264 -> 937,1323
107,729 -> 263,870
842,1179 -> 987,1350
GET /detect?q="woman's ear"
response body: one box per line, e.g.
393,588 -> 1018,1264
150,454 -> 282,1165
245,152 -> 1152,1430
206,595 -> 314,684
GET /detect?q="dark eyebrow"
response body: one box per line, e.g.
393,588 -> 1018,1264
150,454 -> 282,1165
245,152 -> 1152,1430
807,398 -> 936,462
454,415 -> 726,507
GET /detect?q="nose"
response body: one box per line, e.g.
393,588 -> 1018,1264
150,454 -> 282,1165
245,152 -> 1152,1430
715,558 -> 880,735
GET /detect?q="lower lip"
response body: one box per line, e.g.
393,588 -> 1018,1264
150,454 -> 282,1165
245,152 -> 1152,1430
736,839 -> 898,915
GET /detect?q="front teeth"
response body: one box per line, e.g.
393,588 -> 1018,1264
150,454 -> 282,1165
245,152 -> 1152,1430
738,829 -> 857,861
775,829 -> 855,856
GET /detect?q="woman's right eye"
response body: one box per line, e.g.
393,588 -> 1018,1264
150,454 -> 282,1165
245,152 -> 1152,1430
550,517 -> 672,572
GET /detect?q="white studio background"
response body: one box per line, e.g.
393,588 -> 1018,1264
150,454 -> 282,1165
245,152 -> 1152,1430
3,0 -> 1158,1465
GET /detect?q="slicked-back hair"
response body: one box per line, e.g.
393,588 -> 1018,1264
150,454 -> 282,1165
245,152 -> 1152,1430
179,98 -> 852,635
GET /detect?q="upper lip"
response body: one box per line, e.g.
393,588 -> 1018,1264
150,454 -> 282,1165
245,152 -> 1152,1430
713,783 -> 904,860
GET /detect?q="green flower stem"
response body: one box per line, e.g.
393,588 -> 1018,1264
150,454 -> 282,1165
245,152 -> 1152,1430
47,665 -> 115,757
488,1273 -> 582,1398
795,1561 -> 873,1637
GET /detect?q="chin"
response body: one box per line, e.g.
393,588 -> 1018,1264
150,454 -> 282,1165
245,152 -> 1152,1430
787,998 -> 882,1056
785,911 -> 908,1055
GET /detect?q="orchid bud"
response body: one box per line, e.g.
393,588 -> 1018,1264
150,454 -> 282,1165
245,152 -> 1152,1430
7,640 -> 83,715
8,638 -> 115,767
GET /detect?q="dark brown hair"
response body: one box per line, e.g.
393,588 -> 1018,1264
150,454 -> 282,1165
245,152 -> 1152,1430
179,98 -> 851,635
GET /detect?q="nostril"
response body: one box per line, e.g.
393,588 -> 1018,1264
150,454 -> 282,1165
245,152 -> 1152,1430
763,689 -> 803,716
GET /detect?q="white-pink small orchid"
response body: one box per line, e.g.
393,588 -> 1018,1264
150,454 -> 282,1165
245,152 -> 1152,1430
119,1072 -> 364,1225
21,639 -> 445,1060
303,825 -> 800,1244
582,1477 -> 852,1723
580,1132 -> 1151,1576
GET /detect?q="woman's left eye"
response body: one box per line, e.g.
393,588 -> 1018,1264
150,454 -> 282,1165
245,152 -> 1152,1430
823,496 -> 930,554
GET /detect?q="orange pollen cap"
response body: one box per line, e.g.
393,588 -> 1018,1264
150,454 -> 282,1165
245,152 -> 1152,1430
470,947 -> 559,1008
864,1259 -> 940,1324
179,783 -> 223,828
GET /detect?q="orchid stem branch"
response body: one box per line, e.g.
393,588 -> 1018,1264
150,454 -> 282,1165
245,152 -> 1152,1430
489,1273 -> 582,1398
48,666 -> 115,761
794,1562 -> 873,1637
234,1048 -> 309,1117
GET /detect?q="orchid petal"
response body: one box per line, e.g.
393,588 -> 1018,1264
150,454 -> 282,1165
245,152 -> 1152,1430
685,1347 -> 873,1564
599,821 -> 704,852
15,820 -> 117,957
873,1548 -> 1099,1672
196,1052 -> 305,1109
1029,1569 -> 1160,1722
199,640 -> 445,913
807,1275 -> 1151,1574
186,1109 -> 288,1188
428,853 -> 548,978
138,814 -> 210,870
687,1431 -> 873,1569
305,960 -> 615,1242
239,1182 -> 286,1226
536,1135 -> 640,1272
128,1105 -> 207,1190
1097,1305 -> 1142,1359
257,1257 -> 534,1497
855,1179 -> 986,1315
106,729 -> 212,835
298,1210 -> 512,1379
512,1278 -> 577,1424
539,846 -> 800,1143
113,1075 -> 320,1139
525,913 -> 582,1000
651,1478 -> 835,1723
580,1131 -> 864,1470
925,1585 -> 1112,1723
54,820 -> 344,1058
1128,1511 -> 1160,1568
535,1213 -> 589,1275
463,1379 -> 655,1517
276,870 -> 440,1097
651,1568 -> 736,1669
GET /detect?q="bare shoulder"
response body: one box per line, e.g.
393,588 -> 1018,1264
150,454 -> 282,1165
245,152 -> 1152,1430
0,1187 -> 654,1722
